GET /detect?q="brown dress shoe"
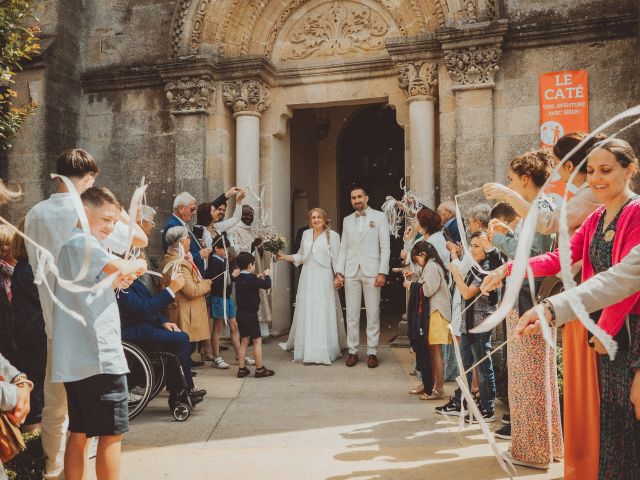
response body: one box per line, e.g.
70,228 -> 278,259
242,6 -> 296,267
367,355 -> 379,368
346,354 -> 358,367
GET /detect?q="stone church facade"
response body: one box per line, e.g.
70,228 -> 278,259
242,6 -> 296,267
3,0 -> 639,332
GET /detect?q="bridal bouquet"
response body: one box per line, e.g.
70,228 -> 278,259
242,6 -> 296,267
260,227 -> 288,255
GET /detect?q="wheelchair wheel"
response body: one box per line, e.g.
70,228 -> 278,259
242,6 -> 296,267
148,352 -> 167,401
122,341 -> 154,421
172,402 -> 191,422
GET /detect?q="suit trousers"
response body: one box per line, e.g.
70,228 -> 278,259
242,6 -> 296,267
122,324 -> 194,390
344,268 -> 381,355
41,338 -> 69,479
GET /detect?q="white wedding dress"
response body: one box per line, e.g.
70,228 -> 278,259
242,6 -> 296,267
279,229 -> 347,364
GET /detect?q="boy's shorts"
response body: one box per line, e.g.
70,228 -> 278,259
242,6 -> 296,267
237,311 -> 261,339
64,373 -> 129,437
210,296 -> 236,319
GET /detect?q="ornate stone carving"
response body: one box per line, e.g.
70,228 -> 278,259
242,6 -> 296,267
164,75 -> 216,113
443,46 -> 502,87
409,0 -> 427,33
280,1 -> 389,61
222,80 -> 271,114
170,0 -> 191,58
216,0 -> 242,57
434,0 -> 498,27
397,61 -> 438,100
189,0 -> 211,53
264,0 -> 308,58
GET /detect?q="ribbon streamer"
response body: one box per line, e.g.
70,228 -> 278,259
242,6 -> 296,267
448,324 -> 516,478
50,173 -> 93,282
471,105 -> 640,357
124,182 -> 148,260
453,188 -> 491,274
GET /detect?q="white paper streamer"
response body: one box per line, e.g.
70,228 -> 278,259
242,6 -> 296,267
472,105 -> 640,358
50,173 -> 93,282
454,188 -> 491,274
124,182 -> 148,260
448,324 -> 516,479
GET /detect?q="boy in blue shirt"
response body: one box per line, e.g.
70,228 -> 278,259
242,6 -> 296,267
52,187 -> 146,480
205,235 -> 242,369
234,252 -> 274,378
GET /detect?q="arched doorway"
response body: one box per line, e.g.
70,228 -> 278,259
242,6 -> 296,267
337,103 -> 406,320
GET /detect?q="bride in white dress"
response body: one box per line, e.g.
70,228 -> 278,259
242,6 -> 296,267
277,208 -> 347,364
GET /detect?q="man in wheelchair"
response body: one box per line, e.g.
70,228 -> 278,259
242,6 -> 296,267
117,272 -> 206,408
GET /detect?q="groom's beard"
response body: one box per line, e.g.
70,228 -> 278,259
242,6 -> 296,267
353,203 -> 366,211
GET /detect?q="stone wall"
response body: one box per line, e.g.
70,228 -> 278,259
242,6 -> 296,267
82,0 -> 174,69
80,87 -> 176,257
493,37 -> 639,185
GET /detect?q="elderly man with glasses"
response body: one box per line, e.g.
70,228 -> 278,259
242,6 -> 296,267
162,192 -> 211,275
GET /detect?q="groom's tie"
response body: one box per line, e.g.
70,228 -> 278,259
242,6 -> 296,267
355,211 -> 367,217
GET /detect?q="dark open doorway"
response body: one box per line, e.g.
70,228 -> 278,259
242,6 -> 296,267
336,103 -> 405,317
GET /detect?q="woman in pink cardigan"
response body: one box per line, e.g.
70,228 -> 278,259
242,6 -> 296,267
489,138 -> 640,479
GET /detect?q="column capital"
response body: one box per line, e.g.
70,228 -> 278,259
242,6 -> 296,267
222,79 -> 271,115
396,60 -> 438,102
164,74 -> 216,114
443,45 -> 502,90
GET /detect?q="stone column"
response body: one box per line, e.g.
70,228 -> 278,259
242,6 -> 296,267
396,61 -> 438,208
390,60 -> 438,348
223,79 -> 272,337
222,80 -> 271,206
443,45 -> 503,193
164,75 -> 216,199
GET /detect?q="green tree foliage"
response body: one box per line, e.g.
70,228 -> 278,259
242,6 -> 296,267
0,0 -> 40,150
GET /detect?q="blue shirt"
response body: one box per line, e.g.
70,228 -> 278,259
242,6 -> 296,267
51,229 -> 128,383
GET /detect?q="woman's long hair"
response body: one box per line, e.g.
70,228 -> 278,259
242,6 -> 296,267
410,240 -> 446,276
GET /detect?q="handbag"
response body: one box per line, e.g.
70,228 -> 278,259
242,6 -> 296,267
0,411 -> 26,463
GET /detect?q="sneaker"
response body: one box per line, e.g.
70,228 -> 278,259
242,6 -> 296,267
435,397 -> 464,417
212,356 -> 230,369
494,423 -> 511,439
255,366 -> 275,378
237,367 -> 250,378
465,406 -> 496,424
502,413 -> 511,425
501,450 -> 549,470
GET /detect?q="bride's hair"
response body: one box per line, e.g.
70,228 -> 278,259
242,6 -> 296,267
307,208 -> 331,241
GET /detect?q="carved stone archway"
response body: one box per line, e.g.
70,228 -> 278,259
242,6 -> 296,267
161,0 -> 502,336
170,0 -> 499,59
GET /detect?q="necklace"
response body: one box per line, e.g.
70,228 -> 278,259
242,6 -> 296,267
602,192 -> 634,241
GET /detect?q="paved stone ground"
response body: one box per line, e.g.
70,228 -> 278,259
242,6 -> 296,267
90,338 -> 563,479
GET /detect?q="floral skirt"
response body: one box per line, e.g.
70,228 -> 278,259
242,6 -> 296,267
597,314 -> 640,480
506,309 -> 564,464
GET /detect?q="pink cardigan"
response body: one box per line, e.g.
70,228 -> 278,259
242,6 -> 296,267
510,198 -> 640,336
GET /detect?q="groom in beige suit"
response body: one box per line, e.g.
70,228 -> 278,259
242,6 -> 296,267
335,187 -> 390,368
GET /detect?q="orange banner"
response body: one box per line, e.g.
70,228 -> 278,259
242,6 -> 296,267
540,70 -> 589,148
540,70 -> 589,204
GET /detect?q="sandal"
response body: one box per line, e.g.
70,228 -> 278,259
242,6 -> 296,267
255,366 -> 275,378
409,384 -> 425,395
418,389 -> 445,401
